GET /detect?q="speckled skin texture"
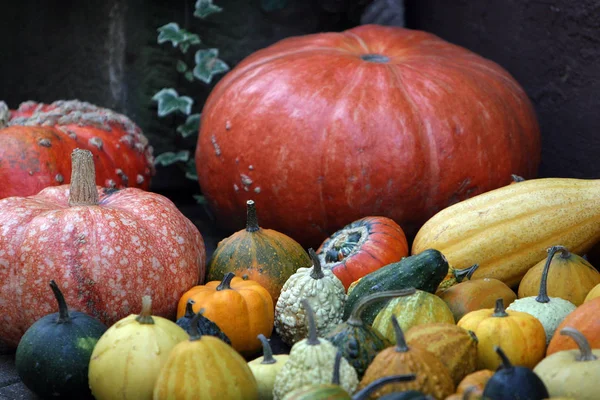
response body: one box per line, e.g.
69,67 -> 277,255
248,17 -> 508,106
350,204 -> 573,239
272,338 -> 358,400
507,296 -> 576,344
0,186 -> 205,347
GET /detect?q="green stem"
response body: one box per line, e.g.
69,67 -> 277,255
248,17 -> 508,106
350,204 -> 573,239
454,264 -> 479,282
0,101 -> 9,129
536,246 -> 569,303
49,280 -> 70,323
391,315 -> 409,353
189,308 -> 206,341
492,298 -> 508,317
216,272 -> 235,291
494,346 -> 513,369
352,374 -> 416,400
347,288 -> 416,326
560,327 -> 598,362
257,334 -> 277,365
308,248 -> 325,280
245,200 -> 260,232
68,149 -> 99,206
511,174 -> 525,183
301,299 -> 320,345
135,296 -> 155,324
332,351 -> 342,385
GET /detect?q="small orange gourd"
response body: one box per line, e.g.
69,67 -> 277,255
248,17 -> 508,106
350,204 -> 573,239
546,297 -> 600,356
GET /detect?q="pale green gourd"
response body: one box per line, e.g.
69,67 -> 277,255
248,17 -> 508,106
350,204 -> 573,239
247,334 -> 290,400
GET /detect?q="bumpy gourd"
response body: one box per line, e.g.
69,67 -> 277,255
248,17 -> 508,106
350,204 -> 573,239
88,296 -> 189,400
272,299 -> 358,400
248,334 -> 290,400
507,246 -> 577,344
534,327 -> 600,400
325,289 -> 416,378
275,249 -> 346,346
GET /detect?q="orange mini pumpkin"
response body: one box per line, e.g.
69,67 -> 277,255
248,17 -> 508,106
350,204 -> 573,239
177,272 -> 274,356
546,297 -> 600,356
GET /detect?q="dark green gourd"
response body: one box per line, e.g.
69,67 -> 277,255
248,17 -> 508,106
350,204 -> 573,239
176,299 -> 231,345
344,249 -> 449,324
326,288 -> 416,378
15,280 -> 108,399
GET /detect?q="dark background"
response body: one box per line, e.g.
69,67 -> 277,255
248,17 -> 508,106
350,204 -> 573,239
1,1 -> 599,397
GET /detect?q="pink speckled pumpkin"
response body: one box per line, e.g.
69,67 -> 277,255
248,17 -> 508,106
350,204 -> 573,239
0,149 -> 205,347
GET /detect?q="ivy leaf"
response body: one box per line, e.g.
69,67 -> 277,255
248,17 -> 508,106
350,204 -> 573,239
185,158 -> 199,180
194,0 -> 223,19
193,49 -> 229,84
157,22 -> 201,53
154,150 -> 190,167
176,113 -> 201,138
184,71 -> 194,82
152,88 -> 194,117
176,60 -> 188,73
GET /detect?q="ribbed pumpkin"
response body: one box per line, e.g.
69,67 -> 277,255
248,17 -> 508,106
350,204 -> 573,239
206,200 -> 311,304
518,245 -> 600,306
457,298 -> 546,370
438,277 -> 517,322
405,323 -> 478,385
584,282 -> 600,302
176,272 -> 274,356
546,297 -> 600,356
359,315 -> 455,399
325,289 -> 416,378
315,216 -> 409,289
153,310 -> 259,399
372,290 -> 455,343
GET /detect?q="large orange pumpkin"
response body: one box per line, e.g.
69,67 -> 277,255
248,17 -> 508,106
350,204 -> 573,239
0,99 -> 154,199
0,149 -> 205,347
195,24 -> 540,246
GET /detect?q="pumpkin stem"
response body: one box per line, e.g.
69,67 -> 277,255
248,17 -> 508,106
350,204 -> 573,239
308,248 -> 325,280
216,272 -> 235,291
257,334 -> 277,365
560,327 -> 598,362
536,246 -> 566,303
184,299 -> 196,318
245,200 -> 260,232
511,174 -> 525,183
347,288 -> 416,326
301,299 -> 320,346
331,351 -> 342,385
68,149 -> 99,206
454,264 -> 479,282
352,374 -> 416,400
494,346 -> 513,370
492,298 -> 509,317
468,330 -> 479,344
188,308 -> 206,341
0,101 -> 10,129
391,315 -> 409,353
49,280 -> 71,323
135,295 -> 155,325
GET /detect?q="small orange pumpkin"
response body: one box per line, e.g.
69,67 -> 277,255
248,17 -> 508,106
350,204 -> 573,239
456,369 -> 494,394
177,272 -> 274,356
546,296 -> 600,356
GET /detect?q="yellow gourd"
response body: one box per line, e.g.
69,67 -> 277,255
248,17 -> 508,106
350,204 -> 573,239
247,334 -> 289,400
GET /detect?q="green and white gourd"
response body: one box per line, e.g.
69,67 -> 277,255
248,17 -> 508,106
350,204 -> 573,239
507,246 -> 577,343
273,299 -> 358,400
275,248 -> 346,346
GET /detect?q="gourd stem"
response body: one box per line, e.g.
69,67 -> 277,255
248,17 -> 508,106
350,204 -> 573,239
188,308 -> 206,341
216,272 -> 235,291
0,101 -> 9,129
49,280 -> 70,323
560,327 -> 598,362
331,351 -> 342,385
511,174 -> 525,183
68,149 -> 99,206
352,374 -> 416,400
135,295 -> 155,324
494,346 -> 513,369
308,248 -> 325,280
257,334 -> 277,365
492,298 -> 508,317
391,315 -> 409,353
301,299 -> 320,345
347,288 -> 416,326
245,200 -> 260,232
468,330 -> 478,344
454,264 -> 479,282
184,299 -> 196,318
536,246 -> 567,303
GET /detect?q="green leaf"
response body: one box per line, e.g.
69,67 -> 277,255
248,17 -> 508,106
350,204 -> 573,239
176,60 -> 188,73
184,71 -> 194,82
193,194 -> 207,204
194,0 -> 223,19
261,0 -> 289,12
185,158 -> 199,180
193,49 -> 229,84
157,22 -> 201,53
154,150 -> 190,167
177,113 -> 201,138
152,88 -> 194,117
